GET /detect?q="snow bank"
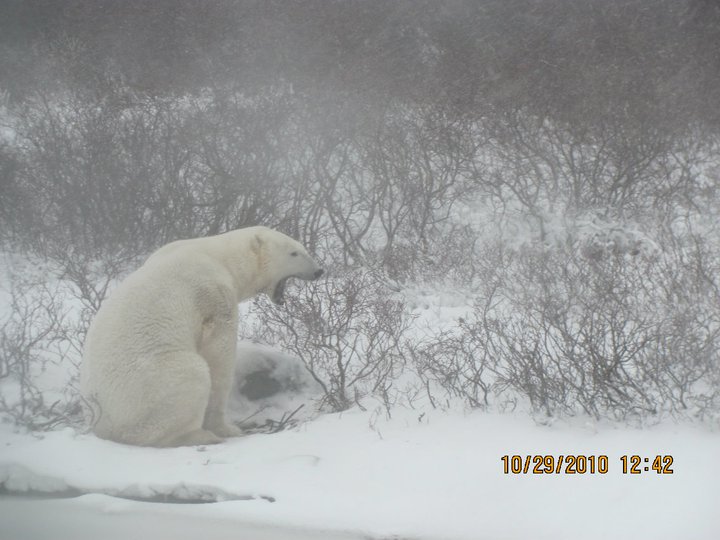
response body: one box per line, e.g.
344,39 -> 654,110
228,342 -> 322,429
1,408 -> 718,540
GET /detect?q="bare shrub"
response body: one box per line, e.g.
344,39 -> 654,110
280,121 -> 370,265
357,106 -> 479,280
0,141 -> 23,243
185,90 -> 296,234
475,111 -> 712,238
249,269 -> 413,412
14,89 -> 162,255
410,327 -> 494,410
409,238 -> 511,410
415,231 -> 720,421
0,274 -> 83,430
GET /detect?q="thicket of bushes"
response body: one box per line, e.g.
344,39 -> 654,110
1,0 -> 719,427
413,231 -> 720,420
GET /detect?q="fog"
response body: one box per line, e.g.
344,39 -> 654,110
1,2 -> 719,538
1,0 -> 719,429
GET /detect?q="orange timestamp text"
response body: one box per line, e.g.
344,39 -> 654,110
501,454 -> 675,475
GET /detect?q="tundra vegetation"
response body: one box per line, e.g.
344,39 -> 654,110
1,0 -> 718,427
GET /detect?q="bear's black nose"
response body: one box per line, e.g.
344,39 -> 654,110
314,269 -> 324,279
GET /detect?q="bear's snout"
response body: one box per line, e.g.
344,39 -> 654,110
313,269 -> 324,280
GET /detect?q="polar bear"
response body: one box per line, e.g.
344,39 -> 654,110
80,226 -> 323,447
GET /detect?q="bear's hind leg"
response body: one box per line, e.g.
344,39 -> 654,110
140,352 -> 220,447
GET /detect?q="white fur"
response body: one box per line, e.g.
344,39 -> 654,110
80,226 -> 321,447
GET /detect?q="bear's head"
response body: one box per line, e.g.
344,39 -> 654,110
251,228 -> 323,305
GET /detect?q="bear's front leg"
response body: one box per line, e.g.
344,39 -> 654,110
198,311 -> 243,439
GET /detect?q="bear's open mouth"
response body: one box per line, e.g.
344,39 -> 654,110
271,269 -> 323,305
271,278 -> 288,305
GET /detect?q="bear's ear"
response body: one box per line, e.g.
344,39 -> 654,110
250,233 -> 264,256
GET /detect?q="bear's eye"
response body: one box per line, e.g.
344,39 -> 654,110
290,251 -> 299,257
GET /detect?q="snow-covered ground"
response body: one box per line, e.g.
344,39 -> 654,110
1,229 -> 718,539
1,407 -> 718,540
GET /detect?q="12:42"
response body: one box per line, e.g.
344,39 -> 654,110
620,455 -> 674,474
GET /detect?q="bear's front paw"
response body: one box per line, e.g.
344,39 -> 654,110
208,422 -> 243,438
